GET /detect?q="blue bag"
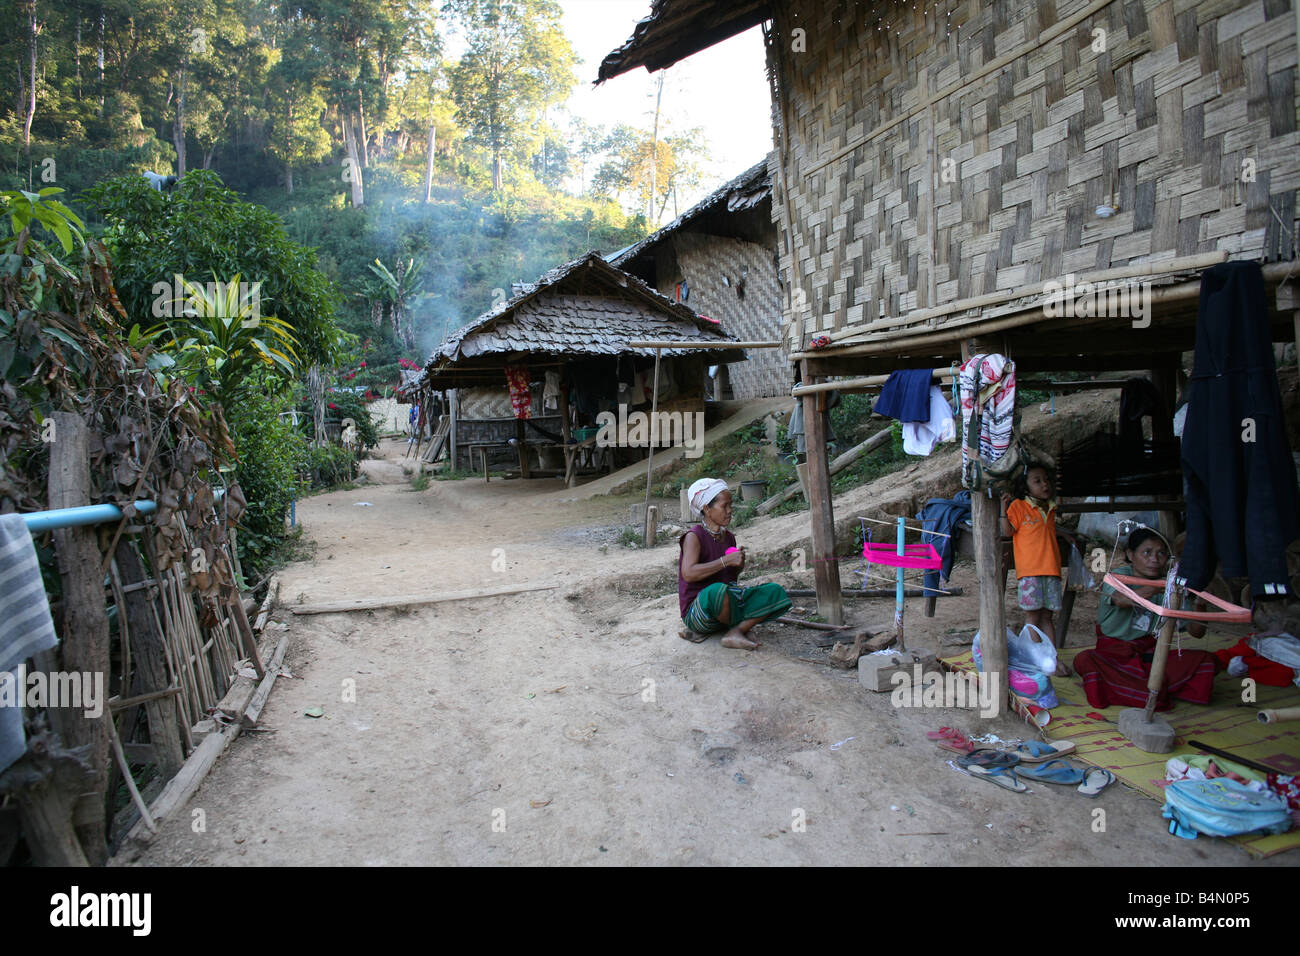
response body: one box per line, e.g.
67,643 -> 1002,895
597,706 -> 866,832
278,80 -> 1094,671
1161,778 -> 1292,839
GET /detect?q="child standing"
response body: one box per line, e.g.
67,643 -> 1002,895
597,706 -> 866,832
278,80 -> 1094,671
1000,464 -> 1073,676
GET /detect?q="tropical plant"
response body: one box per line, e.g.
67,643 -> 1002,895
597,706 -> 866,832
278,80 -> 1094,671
1,186 -> 84,254
133,272 -> 300,408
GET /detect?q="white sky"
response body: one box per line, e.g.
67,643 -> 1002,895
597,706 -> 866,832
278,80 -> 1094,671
559,1 -> 773,208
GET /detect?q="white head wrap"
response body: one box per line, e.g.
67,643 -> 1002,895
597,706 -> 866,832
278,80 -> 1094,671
688,478 -> 729,517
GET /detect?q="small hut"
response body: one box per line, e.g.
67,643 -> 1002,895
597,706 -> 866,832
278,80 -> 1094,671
412,251 -> 743,482
601,0 -> 1300,708
610,159 -> 790,399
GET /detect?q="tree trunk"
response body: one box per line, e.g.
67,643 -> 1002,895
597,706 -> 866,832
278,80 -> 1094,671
423,110 -> 436,203
96,3 -> 104,110
172,62 -> 188,176
357,92 -> 370,166
649,73 -> 663,223
24,1 -> 38,148
344,113 -> 364,206
492,150 -> 502,192
75,12 -> 81,100
286,164 -> 293,194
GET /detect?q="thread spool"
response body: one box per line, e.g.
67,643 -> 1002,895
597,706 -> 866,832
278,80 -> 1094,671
1257,706 -> 1300,724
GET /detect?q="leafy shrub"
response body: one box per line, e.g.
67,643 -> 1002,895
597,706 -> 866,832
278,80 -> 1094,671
226,390 -> 307,577
304,444 -> 358,489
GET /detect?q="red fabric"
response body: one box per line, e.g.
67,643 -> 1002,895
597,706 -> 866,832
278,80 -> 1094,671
505,365 -> 531,419
1212,638 -> 1297,687
1072,626 -> 1220,710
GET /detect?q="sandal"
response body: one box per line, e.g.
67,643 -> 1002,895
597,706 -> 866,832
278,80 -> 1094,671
1016,758 -> 1085,785
964,763 -> 1028,793
1078,767 -> 1116,796
957,749 -> 1021,770
1000,740 -> 1077,764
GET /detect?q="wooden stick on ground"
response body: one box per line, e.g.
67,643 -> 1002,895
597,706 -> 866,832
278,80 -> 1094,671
290,581 -> 559,615
776,616 -> 852,632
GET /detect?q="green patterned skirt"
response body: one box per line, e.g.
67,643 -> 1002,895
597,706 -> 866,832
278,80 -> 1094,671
682,582 -> 792,634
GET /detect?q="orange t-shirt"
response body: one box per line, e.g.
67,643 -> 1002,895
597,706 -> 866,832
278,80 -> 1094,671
1006,498 -> 1061,578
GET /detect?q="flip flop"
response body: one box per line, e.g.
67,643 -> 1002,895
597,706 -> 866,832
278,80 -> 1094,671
1015,758 -> 1085,785
925,726 -> 965,741
1002,740 -> 1077,764
936,736 -> 975,755
964,764 -> 1028,793
957,749 -> 1021,770
1078,767 -> 1116,796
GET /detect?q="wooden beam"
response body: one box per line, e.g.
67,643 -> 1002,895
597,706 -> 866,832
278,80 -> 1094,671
626,340 -> 782,349
48,412 -> 109,864
801,360 -> 843,626
290,581 -> 559,615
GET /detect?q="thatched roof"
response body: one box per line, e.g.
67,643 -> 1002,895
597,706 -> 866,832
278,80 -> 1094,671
608,159 -> 770,273
416,252 -> 742,389
597,0 -> 773,83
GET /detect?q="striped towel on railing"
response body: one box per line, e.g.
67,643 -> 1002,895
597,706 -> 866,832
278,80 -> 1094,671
0,513 -> 60,772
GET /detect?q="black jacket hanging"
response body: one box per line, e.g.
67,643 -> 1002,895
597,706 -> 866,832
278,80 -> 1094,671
1180,261 -> 1299,598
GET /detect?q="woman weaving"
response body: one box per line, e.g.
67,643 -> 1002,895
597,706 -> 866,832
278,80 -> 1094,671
1073,528 -> 1218,709
678,478 -> 792,650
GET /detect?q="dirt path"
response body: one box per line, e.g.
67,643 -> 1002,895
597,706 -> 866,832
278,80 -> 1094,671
127,438 -> 1289,866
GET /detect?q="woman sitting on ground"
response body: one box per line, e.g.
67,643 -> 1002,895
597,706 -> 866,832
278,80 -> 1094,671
1072,527 -> 1216,709
678,478 -> 792,650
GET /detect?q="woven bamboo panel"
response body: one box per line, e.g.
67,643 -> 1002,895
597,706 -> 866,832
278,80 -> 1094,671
771,0 -> 1300,348
672,232 -> 793,398
458,386 -> 517,419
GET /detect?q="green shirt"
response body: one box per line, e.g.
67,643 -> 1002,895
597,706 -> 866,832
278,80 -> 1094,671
1098,565 -> 1191,641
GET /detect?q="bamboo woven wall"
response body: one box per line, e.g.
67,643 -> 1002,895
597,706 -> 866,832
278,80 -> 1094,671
672,233 -> 792,398
770,0 -> 1300,348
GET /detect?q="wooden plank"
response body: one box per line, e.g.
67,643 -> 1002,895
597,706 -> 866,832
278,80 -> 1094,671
241,632 -> 292,729
290,581 -> 560,615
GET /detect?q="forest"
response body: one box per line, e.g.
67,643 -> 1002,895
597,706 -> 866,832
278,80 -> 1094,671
1,0 -> 711,378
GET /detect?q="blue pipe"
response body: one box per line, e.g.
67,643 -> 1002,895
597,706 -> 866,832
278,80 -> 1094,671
20,486 -> 227,533
23,500 -> 158,533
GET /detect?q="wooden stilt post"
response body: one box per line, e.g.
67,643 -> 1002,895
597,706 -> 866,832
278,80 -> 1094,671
642,348 -> 663,543
558,363 -> 575,488
973,488 -> 1008,717
47,411 -> 110,864
515,419 -> 530,479
801,359 -> 843,625
963,340 -> 1007,716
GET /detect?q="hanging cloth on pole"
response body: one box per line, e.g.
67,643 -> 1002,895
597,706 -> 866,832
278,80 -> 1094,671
505,365 -> 532,420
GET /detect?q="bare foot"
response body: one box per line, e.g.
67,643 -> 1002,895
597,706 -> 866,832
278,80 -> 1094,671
1055,660 -> 1073,677
720,628 -> 759,650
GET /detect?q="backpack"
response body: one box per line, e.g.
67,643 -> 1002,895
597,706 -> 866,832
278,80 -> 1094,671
1161,778 -> 1293,839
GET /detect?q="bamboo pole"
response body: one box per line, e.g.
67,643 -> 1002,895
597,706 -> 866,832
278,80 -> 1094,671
791,369 -> 954,396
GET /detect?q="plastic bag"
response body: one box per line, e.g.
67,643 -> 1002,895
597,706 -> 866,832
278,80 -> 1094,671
1066,543 -> 1098,591
972,625 -> 1058,708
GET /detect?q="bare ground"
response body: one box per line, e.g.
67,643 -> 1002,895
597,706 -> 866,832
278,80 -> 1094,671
124,423 -> 1292,867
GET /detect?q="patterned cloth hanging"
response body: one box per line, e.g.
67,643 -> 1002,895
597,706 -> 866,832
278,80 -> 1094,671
958,353 -> 1016,489
505,365 -> 531,419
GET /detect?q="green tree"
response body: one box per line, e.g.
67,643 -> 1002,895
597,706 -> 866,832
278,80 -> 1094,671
445,0 -> 576,191
84,169 -> 341,369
